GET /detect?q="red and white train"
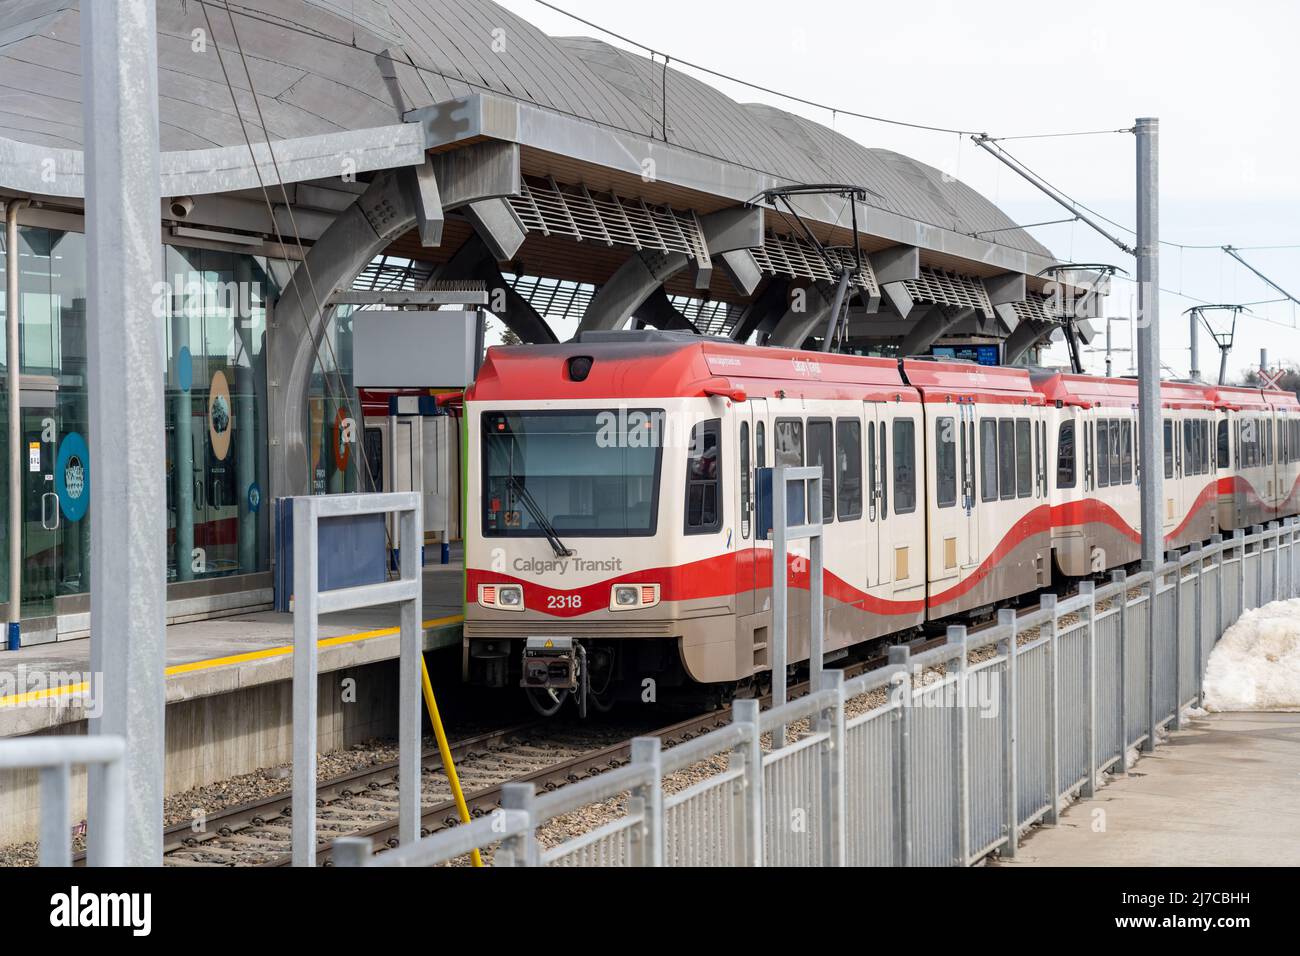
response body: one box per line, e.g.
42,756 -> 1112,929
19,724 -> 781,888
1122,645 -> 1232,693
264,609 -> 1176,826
461,332 -> 1300,713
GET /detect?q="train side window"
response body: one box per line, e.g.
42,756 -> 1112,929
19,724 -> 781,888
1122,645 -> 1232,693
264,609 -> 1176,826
684,419 -> 722,535
893,418 -> 916,514
1163,419 -> 1174,479
1183,420 -> 1195,476
756,421 -> 766,468
998,418 -> 1015,501
936,416 -> 957,508
980,418 -> 998,502
1015,419 -> 1032,498
807,418 -> 835,524
740,421 -> 751,540
836,418 -> 862,521
1057,421 -> 1077,488
1084,420 -> 1093,490
880,422 -> 889,516
1267,419 -> 1274,466
867,421 -> 877,519
1120,420 -> 1133,484
1097,419 -> 1111,488
774,418 -> 802,467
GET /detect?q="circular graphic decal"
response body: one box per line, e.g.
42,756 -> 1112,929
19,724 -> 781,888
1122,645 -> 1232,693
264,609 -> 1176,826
55,432 -> 90,522
332,407 -> 352,471
208,370 -> 232,461
247,482 -> 262,513
178,345 -> 193,392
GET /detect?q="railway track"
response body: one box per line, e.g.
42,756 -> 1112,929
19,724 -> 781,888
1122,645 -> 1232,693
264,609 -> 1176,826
79,580 -> 1092,868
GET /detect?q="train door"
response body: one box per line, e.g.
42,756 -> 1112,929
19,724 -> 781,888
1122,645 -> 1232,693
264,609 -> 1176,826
927,403 -> 964,589
862,402 -> 883,589
736,398 -> 765,617
740,398 -> 768,615
1164,412 -> 1182,541
958,401 -> 978,568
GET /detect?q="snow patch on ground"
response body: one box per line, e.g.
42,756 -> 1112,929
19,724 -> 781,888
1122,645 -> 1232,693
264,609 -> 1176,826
1203,598 -> 1300,712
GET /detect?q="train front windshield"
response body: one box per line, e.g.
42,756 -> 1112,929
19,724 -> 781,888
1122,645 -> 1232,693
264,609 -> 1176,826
481,409 -> 664,537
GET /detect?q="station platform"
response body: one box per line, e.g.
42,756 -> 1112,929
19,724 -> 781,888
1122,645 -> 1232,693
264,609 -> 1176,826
0,561 -> 466,738
1002,712 -> 1300,866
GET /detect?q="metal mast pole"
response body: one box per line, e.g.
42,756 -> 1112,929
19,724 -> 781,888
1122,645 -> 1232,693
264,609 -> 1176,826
1135,118 -> 1162,571
82,0 -> 166,865
1188,309 -> 1200,381
1105,317 -> 1113,377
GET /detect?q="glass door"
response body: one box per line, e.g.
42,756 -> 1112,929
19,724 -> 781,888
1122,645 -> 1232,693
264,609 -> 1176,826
20,385 -> 59,636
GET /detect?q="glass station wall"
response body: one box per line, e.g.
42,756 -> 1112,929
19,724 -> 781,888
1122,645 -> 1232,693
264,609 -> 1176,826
0,227 -> 280,611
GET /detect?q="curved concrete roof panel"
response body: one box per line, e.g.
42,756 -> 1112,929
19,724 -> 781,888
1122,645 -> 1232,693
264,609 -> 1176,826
0,0 -> 1047,256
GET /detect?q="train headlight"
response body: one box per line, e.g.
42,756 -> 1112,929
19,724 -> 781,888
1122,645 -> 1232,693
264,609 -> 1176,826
480,584 -> 525,611
609,583 -> 660,611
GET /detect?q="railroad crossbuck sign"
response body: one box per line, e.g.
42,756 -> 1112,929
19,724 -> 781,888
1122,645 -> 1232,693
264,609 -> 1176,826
1261,367 -> 1286,391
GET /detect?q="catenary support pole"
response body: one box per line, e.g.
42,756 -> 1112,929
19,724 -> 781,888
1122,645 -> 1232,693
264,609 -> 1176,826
82,0 -> 167,866
1135,117 -> 1163,571
1189,309 -> 1200,381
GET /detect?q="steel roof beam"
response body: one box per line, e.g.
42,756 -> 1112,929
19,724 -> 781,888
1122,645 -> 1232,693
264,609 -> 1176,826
899,305 -> 976,356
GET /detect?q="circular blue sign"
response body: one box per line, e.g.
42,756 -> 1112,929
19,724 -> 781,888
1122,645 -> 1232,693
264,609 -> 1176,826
247,482 -> 262,513
55,432 -> 90,522
178,345 -> 192,392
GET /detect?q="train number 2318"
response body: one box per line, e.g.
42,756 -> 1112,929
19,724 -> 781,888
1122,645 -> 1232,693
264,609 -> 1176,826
547,594 -> 583,610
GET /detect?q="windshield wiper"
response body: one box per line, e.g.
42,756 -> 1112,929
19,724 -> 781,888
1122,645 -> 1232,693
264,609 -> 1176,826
507,476 -> 574,558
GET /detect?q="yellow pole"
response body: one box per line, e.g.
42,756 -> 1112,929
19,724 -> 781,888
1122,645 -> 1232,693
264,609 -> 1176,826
419,655 -> 484,867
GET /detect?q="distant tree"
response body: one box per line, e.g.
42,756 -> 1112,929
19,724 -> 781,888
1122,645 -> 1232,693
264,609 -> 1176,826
1241,365 -> 1300,399
500,327 -> 523,346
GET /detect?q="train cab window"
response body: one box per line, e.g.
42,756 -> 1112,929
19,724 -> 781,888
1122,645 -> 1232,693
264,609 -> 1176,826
893,419 -> 916,514
740,422 -> 751,540
1120,420 -> 1133,484
1057,421 -> 1077,488
807,419 -> 835,523
998,419 -> 1015,501
836,419 -> 862,521
936,416 -> 957,508
1015,419 -> 1032,498
756,421 -> 766,468
980,418 -> 999,502
685,419 -> 722,535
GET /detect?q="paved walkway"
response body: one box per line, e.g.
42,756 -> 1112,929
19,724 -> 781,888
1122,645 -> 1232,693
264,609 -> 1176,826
1001,712 -> 1300,866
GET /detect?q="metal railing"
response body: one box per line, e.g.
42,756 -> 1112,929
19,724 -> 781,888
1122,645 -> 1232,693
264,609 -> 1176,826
0,735 -> 126,865
291,491 -> 423,866
336,518 -> 1298,867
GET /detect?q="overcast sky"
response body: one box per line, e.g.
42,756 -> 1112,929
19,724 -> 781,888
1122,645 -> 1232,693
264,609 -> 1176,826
495,0 -> 1300,381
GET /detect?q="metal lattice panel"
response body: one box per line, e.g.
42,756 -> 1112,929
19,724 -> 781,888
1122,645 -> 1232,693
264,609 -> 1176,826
354,255 -> 435,292
509,177 -> 711,264
750,232 -> 879,297
1011,291 -> 1068,325
903,267 -> 994,318
669,296 -> 737,335
508,273 -> 596,324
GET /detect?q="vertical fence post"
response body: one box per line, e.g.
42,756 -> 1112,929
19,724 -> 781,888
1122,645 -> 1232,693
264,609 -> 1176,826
1080,581 -> 1098,798
497,783 -> 538,867
1252,525 -> 1264,610
1273,523 -> 1282,604
397,500 -> 422,848
817,669 -> 846,867
1112,570 -> 1130,773
1235,529 -> 1246,618
332,836 -> 372,868
947,625 -> 969,866
291,498 -> 319,868
630,737 -> 663,867
1190,543 -> 1204,707
1170,550 -> 1183,730
1210,534 -> 1224,649
38,763 -> 72,867
996,608 -> 1018,859
1042,594 -> 1061,824
1142,563 -> 1158,753
732,698 -> 763,867
888,645 -> 911,867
